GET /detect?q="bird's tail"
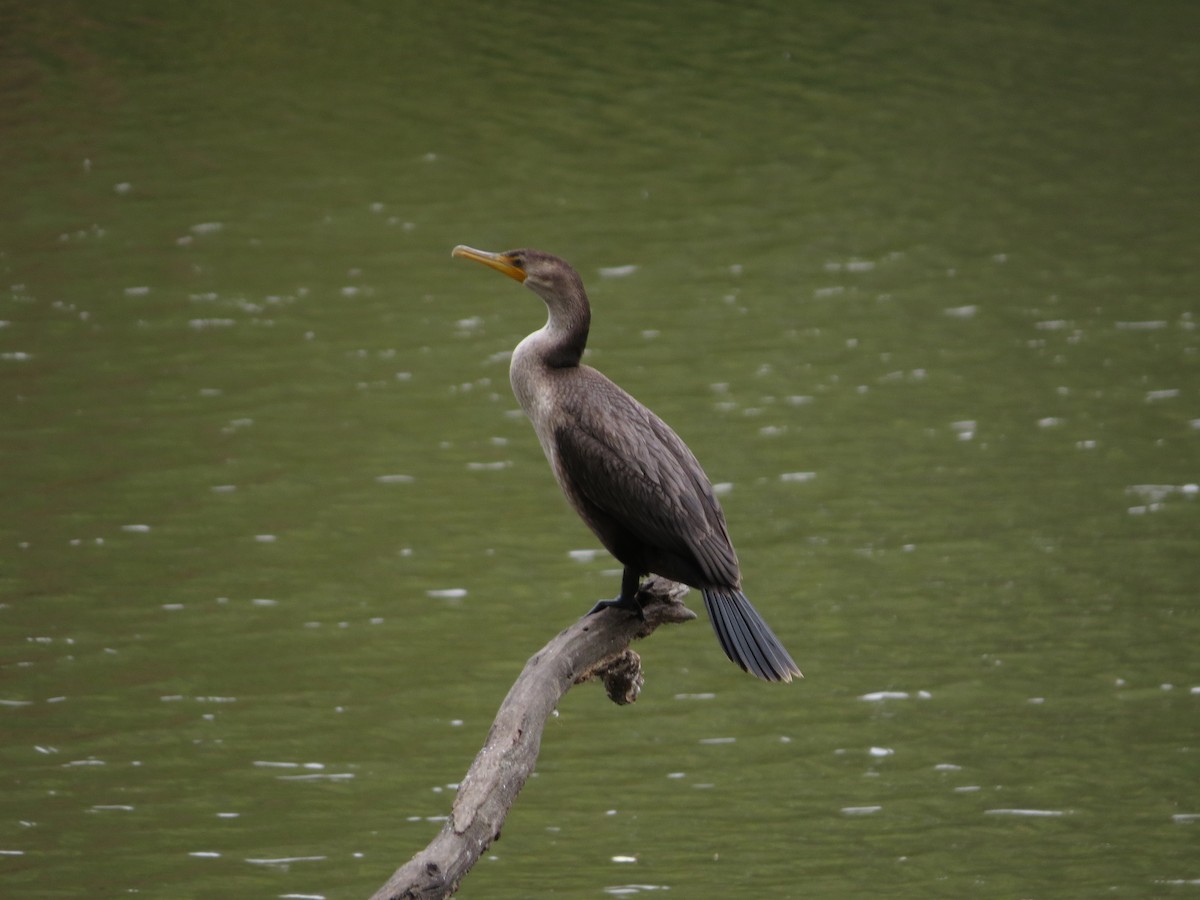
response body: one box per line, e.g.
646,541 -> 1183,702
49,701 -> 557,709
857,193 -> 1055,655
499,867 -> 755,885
701,588 -> 802,683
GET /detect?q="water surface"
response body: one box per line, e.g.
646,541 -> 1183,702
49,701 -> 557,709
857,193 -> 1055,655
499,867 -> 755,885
2,2 -> 1197,897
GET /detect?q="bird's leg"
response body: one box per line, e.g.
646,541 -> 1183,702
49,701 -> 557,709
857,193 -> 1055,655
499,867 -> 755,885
586,566 -> 645,618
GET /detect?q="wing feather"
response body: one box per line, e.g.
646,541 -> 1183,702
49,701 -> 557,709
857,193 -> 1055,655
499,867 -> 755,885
551,370 -> 740,587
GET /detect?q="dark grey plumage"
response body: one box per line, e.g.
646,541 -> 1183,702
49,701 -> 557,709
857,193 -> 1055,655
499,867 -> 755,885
452,245 -> 801,683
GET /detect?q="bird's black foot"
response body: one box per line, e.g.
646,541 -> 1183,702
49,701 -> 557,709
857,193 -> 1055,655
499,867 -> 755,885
586,567 -> 647,619
586,593 -> 645,620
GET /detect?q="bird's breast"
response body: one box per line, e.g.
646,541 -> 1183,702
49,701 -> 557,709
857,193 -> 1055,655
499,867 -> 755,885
509,342 -> 566,469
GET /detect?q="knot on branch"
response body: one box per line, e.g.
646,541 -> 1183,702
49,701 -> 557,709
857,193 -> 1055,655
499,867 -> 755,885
577,648 -> 644,705
574,577 -> 696,705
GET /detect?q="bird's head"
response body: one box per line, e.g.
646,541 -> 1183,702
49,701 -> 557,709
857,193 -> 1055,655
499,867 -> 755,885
452,245 -> 585,308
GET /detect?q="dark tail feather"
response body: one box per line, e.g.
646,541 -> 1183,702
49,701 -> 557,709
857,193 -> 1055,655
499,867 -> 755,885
701,588 -> 802,683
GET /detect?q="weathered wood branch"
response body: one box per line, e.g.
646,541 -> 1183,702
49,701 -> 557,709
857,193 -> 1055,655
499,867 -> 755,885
368,577 -> 696,900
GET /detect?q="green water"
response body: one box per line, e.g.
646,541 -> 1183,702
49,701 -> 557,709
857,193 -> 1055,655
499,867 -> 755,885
2,1 -> 1197,897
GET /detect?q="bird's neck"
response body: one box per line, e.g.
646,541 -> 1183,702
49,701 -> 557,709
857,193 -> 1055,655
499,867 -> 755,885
509,291 -> 590,417
526,287 -> 591,369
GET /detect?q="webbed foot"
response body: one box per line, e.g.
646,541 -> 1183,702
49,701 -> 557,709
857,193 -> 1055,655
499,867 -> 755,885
586,593 -> 645,619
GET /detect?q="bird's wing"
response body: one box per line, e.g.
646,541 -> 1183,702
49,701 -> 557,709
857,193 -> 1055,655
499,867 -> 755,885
552,378 -> 739,586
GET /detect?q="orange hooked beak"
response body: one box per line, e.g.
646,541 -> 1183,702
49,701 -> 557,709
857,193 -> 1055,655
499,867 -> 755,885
451,245 -> 526,283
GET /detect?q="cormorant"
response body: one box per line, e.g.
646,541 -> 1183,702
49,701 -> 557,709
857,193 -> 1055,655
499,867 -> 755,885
452,245 -> 800,683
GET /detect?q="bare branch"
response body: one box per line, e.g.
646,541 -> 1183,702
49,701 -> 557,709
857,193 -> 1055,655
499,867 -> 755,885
368,577 -> 696,900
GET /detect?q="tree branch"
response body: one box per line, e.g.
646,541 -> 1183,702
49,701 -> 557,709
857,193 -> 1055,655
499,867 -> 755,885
368,576 -> 696,900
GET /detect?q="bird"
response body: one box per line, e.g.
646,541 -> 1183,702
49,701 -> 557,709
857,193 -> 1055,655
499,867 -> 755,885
451,245 -> 801,683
